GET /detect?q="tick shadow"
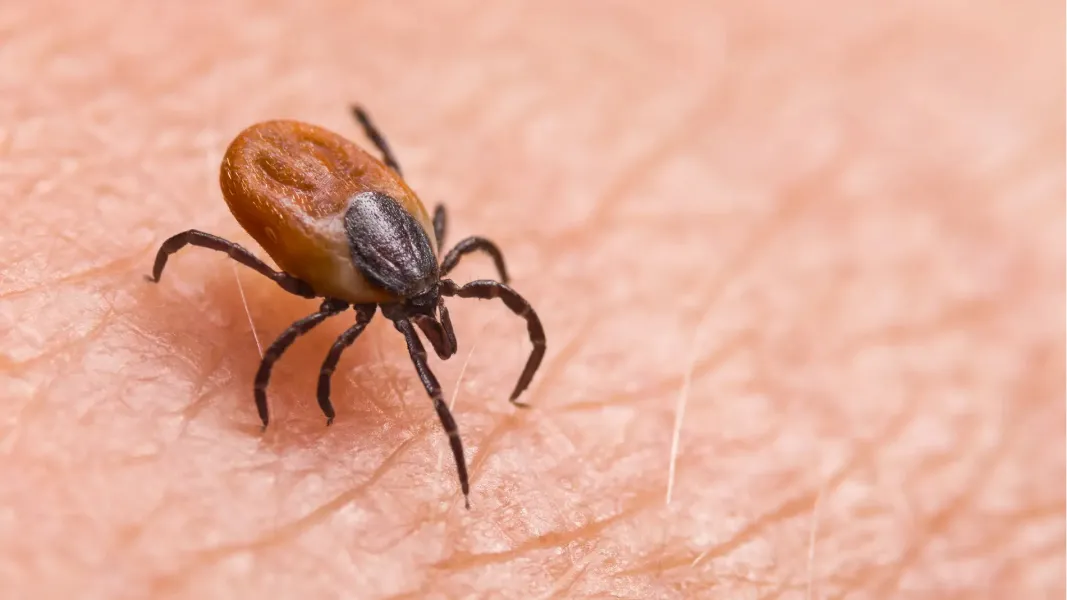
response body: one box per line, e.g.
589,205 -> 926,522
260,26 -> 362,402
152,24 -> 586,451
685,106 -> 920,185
131,264 -> 415,457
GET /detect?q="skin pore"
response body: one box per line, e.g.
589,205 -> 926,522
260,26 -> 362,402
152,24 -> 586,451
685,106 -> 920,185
2,1 -> 1063,598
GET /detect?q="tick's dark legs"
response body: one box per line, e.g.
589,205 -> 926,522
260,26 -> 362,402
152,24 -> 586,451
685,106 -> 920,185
393,317 -> 471,509
433,205 -> 447,250
351,105 -> 402,176
431,204 -> 509,283
440,279 -> 546,405
440,237 -> 510,284
316,304 -> 377,425
255,298 -> 349,429
148,229 -> 316,298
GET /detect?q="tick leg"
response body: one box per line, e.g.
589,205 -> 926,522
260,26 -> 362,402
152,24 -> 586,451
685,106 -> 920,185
148,229 -> 316,298
351,105 -> 402,176
255,298 -> 349,429
440,279 -> 545,405
440,237 -> 510,284
394,317 -> 471,509
317,304 -> 376,425
433,205 -> 447,250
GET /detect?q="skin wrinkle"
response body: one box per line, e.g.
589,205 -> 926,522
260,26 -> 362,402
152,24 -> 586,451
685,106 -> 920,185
806,482 -> 825,600
1,1 -> 1062,598
865,347 -> 1063,595
0,249 -> 151,301
540,537 -> 606,597
166,429 -> 428,584
558,328 -> 756,414
3,297 -> 116,438
435,491 -> 658,572
670,152 -> 835,335
835,297 -> 1005,357
177,365 -> 230,430
861,421 -> 1021,596
674,395 -> 919,574
532,78 -> 728,250
0,296 -> 114,374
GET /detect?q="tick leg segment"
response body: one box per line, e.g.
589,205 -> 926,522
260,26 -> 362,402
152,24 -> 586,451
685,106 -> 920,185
149,229 -> 316,298
255,298 -> 349,429
351,105 -> 402,176
440,279 -> 545,405
433,205 -> 447,250
317,304 -> 377,425
440,237 -> 510,284
394,317 -> 471,509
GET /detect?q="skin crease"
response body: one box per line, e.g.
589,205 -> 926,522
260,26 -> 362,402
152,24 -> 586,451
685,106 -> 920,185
0,0 -> 1062,598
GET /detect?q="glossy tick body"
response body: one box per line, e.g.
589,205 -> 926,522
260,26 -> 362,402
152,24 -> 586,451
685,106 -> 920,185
148,106 -> 546,509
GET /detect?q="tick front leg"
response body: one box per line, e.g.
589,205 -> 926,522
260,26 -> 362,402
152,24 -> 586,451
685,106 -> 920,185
255,298 -> 349,429
351,105 -> 402,176
317,304 -> 376,425
439,236 -> 510,284
394,317 -> 471,509
440,279 -> 545,406
148,229 -> 316,298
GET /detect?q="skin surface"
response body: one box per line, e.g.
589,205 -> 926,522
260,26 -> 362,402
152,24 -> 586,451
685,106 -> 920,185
1,1 -> 1063,598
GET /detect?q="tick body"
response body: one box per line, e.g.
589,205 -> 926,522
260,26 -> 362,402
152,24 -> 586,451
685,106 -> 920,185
149,106 -> 546,509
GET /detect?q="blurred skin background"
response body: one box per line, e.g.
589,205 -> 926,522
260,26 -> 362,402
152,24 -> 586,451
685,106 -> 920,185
1,1 -> 1063,598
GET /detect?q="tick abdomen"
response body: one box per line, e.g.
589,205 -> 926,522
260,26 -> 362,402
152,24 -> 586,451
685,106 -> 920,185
218,120 -> 435,303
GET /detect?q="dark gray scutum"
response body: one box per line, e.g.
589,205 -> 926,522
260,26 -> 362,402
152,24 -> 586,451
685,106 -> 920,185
344,191 -> 437,297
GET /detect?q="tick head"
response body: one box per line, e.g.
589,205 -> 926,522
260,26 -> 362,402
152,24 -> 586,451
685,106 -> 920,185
404,283 -> 440,318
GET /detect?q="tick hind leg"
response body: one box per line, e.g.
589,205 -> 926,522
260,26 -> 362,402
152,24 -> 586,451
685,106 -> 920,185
255,298 -> 349,429
440,279 -> 545,405
316,304 -> 376,425
351,105 -> 402,176
148,229 -> 316,299
393,317 -> 471,509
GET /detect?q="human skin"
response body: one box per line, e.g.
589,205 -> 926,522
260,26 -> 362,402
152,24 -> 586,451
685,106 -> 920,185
1,1 -> 1063,598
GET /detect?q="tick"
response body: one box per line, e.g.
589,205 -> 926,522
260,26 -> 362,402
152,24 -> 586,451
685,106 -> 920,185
147,105 -> 546,508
